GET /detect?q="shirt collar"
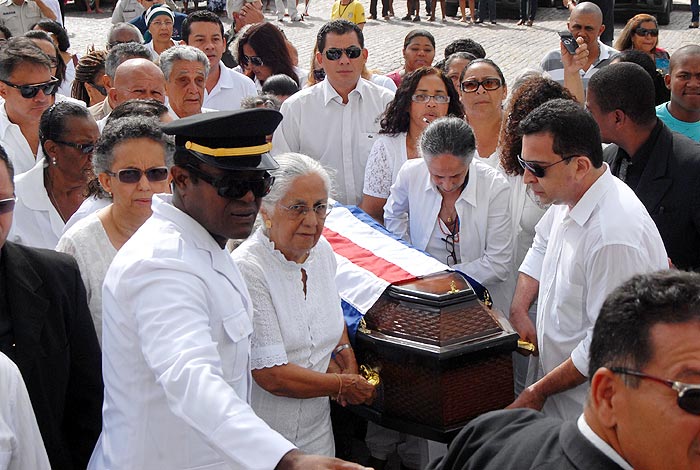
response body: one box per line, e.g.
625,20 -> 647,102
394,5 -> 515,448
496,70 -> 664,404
17,158 -> 51,211
151,193 -> 225,253
421,158 -> 477,207
595,41 -> 617,64
567,163 -> 613,227
214,61 -> 233,89
321,75 -> 364,105
577,414 -> 633,470
0,103 -> 12,141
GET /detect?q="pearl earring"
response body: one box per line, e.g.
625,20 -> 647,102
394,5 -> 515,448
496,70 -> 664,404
52,158 -> 57,165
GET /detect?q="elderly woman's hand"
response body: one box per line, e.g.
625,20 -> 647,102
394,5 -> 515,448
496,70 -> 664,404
338,374 -> 376,406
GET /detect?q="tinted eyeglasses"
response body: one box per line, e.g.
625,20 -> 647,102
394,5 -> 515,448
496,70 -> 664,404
611,367 -> 700,415
106,167 -> 169,184
411,94 -> 450,104
185,164 -> 274,199
313,68 -> 326,82
324,46 -> 362,61
0,196 -> 16,214
460,77 -> 502,93
53,140 -> 97,155
0,77 -> 59,99
517,154 -> 577,178
278,202 -> 332,219
634,26 -> 659,37
242,55 -> 264,67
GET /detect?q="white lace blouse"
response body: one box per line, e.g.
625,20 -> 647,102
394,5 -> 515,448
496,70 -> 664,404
362,133 -> 408,199
232,228 -> 344,457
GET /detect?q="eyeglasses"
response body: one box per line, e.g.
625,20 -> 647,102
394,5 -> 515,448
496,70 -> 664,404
278,202 -> 332,219
313,68 -> 326,82
242,55 -> 264,67
0,77 -> 59,99
411,94 -> 450,104
90,82 -> 108,96
184,164 -> 274,199
324,46 -> 362,61
47,56 -> 59,67
460,77 -> 502,93
517,154 -> 577,178
106,167 -> 169,184
52,140 -> 97,155
634,27 -> 659,37
150,20 -> 173,28
611,367 -> 700,415
0,196 -> 16,214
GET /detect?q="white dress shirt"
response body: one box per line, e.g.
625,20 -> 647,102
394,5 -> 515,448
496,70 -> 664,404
0,102 -> 42,176
272,78 -> 395,205
577,415 -> 633,470
88,194 -> 295,470
8,158 -> 64,250
519,167 -> 668,420
384,158 -> 514,311
203,62 -> 257,111
0,352 -> 51,470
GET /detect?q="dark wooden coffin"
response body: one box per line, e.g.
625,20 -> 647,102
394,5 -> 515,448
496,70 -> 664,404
353,271 -> 519,442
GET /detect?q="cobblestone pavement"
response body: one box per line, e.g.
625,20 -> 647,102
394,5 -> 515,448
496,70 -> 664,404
66,0 -> 698,85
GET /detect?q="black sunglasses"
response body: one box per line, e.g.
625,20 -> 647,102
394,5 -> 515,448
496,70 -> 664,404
611,367 -> 700,415
185,164 -> 275,199
90,82 -> 108,96
517,154 -> 577,178
0,196 -> 16,214
106,167 -> 169,184
53,140 -> 97,155
313,68 -> 326,82
242,55 -> 264,67
324,46 -> 362,61
634,26 -> 659,37
0,77 -> 59,99
460,77 -> 502,93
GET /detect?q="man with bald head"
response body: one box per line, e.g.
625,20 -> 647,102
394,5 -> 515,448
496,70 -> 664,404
99,57 -> 166,129
656,45 -> 700,142
539,2 -> 617,93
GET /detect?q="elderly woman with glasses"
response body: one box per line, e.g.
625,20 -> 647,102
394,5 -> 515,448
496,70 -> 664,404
614,14 -> 670,74
144,4 -> 178,56
459,58 -> 508,168
359,67 -> 463,223
232,153 -> 375,456
8,102 -> 100,250
56,115 -> 173,343
384,117 -> 513,312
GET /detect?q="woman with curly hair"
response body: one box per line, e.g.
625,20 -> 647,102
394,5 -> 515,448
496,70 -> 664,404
359,66 -> 463,223
498,74 -> 576,395
614,14 -> 671,74
236,22 -> 305,90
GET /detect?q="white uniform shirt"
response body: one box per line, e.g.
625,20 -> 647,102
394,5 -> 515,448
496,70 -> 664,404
519,167 -> 668,420
0,352 -> 51,470
0,0 -> 46,36
203,62 -> 257,111
8,158 -> 64,250
272,77 -> 395,205
111,0 -> 143,23
384,158 -> 514,311
88,194 -> 295,470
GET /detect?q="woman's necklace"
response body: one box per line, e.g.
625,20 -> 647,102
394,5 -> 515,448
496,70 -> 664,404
45,172 -> 68,223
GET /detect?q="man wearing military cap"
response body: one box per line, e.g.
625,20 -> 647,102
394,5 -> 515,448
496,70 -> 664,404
89,109 -> 368,470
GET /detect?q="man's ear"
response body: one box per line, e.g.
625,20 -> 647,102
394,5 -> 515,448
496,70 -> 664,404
589,368 -> 620,428
598,23 -> 606,37
664,73 -> 671,90
170,165 -> 189,190
102,74 -> 112,89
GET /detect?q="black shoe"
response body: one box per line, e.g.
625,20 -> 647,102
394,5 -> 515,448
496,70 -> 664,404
412,14 -> 421,21
368,14 -> 377,19
401,13 -> 412,20
490,20 -> 496,23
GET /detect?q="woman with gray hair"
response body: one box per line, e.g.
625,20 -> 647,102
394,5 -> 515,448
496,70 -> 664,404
232,152 -> 374,456
57,115 -> 173,343
384,116 -> 513,312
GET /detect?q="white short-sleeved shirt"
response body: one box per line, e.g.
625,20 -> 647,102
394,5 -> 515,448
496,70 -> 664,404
232,229 -> 343,457
519,166 -> 668,420
203,62 -> 257,111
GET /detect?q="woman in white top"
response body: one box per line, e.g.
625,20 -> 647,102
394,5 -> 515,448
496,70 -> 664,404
498,75 -> 576,394
9,102 -> 99,250
359,67 -> 463,223
57,112 -> 173,344
232,153 -> 375,456
144,4 -> 178,56
31,21 -> 79,97
459,58 -> 508,168
384,117 -> 513,312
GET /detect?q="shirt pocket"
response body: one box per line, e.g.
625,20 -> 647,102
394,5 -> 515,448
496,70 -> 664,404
554,280 -> 585,334
221,310 -> 254,383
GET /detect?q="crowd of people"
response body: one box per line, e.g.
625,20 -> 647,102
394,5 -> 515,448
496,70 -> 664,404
0,0 -> 699,469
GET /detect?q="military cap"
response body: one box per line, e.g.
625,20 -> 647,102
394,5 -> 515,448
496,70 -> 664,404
162,108 -> 282,171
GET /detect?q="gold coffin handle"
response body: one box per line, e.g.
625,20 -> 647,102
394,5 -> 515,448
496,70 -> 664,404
517,339 -> 536,353
360,364 -> 381,386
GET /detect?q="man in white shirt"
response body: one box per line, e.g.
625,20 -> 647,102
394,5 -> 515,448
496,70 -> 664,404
0,351 -> 51,470
0,38 -> 56,175
88,108 -> 370,470
0,0 -> 54,36
182,10 -> 256,111
160,45 -> 214,119
428,270 -> 700,470
272,19 -> 394,205
507,99 -> 668,420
